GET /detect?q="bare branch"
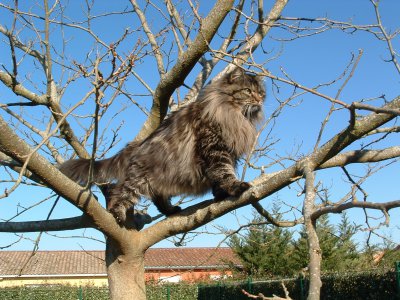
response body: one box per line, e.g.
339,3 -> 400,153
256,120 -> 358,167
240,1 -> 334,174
0,71 -> 47,104
0,114 -> 124,244
130,0 -> 165,75
241,282 -> 292,299
312,199 -> 400,220
136,0 -> 235,141
252,202 -> 303,227
319,147 -> 400,169
367,126 -> 400,135
371,0 -> 400,74
233,0 -> 289,65
0,216 -> 92,233
351,102 -> 400,116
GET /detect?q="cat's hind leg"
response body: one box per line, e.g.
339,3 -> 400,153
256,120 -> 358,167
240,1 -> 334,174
107,184 -> 139,224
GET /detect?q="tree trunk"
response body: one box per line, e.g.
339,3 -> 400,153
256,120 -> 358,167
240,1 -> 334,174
306,219 -> 322,300
302,165 -> 322,300
106,239 -> 146,300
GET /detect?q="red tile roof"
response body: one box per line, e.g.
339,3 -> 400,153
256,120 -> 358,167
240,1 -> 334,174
0,248 -> 241,276
145,247 -> 239,270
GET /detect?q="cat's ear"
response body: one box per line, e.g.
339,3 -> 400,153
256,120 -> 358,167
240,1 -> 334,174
226,67 -> 244,84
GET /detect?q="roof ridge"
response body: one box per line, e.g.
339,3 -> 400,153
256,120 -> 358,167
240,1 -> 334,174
0,247 -> 231,253
148,247 -> 231,250
0,250 -> 103,253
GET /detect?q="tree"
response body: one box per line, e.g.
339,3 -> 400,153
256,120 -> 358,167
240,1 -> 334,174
1,1 -> 399,299
291,214 -> 359,273
230,212 -> 359,277
229,210 -> 294,277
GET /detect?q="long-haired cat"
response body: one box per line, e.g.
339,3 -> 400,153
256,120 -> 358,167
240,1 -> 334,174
60,67 -> 266,223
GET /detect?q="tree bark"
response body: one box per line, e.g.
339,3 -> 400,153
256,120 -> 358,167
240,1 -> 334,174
302,164 -> 322,300
106,239 -> 146,300
305,221 -> 322,300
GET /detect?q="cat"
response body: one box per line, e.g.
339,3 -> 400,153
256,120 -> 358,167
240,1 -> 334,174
59,67 -> 266,223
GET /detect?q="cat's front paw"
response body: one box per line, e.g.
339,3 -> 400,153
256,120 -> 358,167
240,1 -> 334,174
212,186 -> 230,201
213,181 -> 251,200
229,181 -> 251,197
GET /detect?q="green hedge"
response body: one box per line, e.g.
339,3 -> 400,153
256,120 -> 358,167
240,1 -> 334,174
0,286 -> 108,300
320,271 -> 397,300
198,279 -> 302,300
0,283 -> 197,300
0,271 -> 398,300
147,282 -> 197,300
198,271 -> 398,300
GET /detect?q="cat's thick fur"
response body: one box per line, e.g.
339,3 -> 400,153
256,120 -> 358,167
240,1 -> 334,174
60,68 -> 266,223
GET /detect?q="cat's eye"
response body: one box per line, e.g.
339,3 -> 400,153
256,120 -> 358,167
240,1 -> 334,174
243,88 -> 252,94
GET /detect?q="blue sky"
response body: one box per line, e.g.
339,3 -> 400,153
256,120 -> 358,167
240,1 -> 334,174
0,0 -> 399,252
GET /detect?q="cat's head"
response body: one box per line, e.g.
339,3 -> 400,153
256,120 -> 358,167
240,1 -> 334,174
219,67 -> 266,122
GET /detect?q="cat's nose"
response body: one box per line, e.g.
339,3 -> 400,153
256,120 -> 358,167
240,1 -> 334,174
255,93 -> 264,104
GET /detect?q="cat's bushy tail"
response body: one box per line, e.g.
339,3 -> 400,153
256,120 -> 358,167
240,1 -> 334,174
59,142 -> 136,186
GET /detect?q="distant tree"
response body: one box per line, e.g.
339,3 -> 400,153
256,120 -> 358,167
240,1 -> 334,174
229,210 -> 295,277
291,214 -> 360,273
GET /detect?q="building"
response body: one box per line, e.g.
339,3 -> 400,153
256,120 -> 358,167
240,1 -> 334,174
0,248 -> 241,287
